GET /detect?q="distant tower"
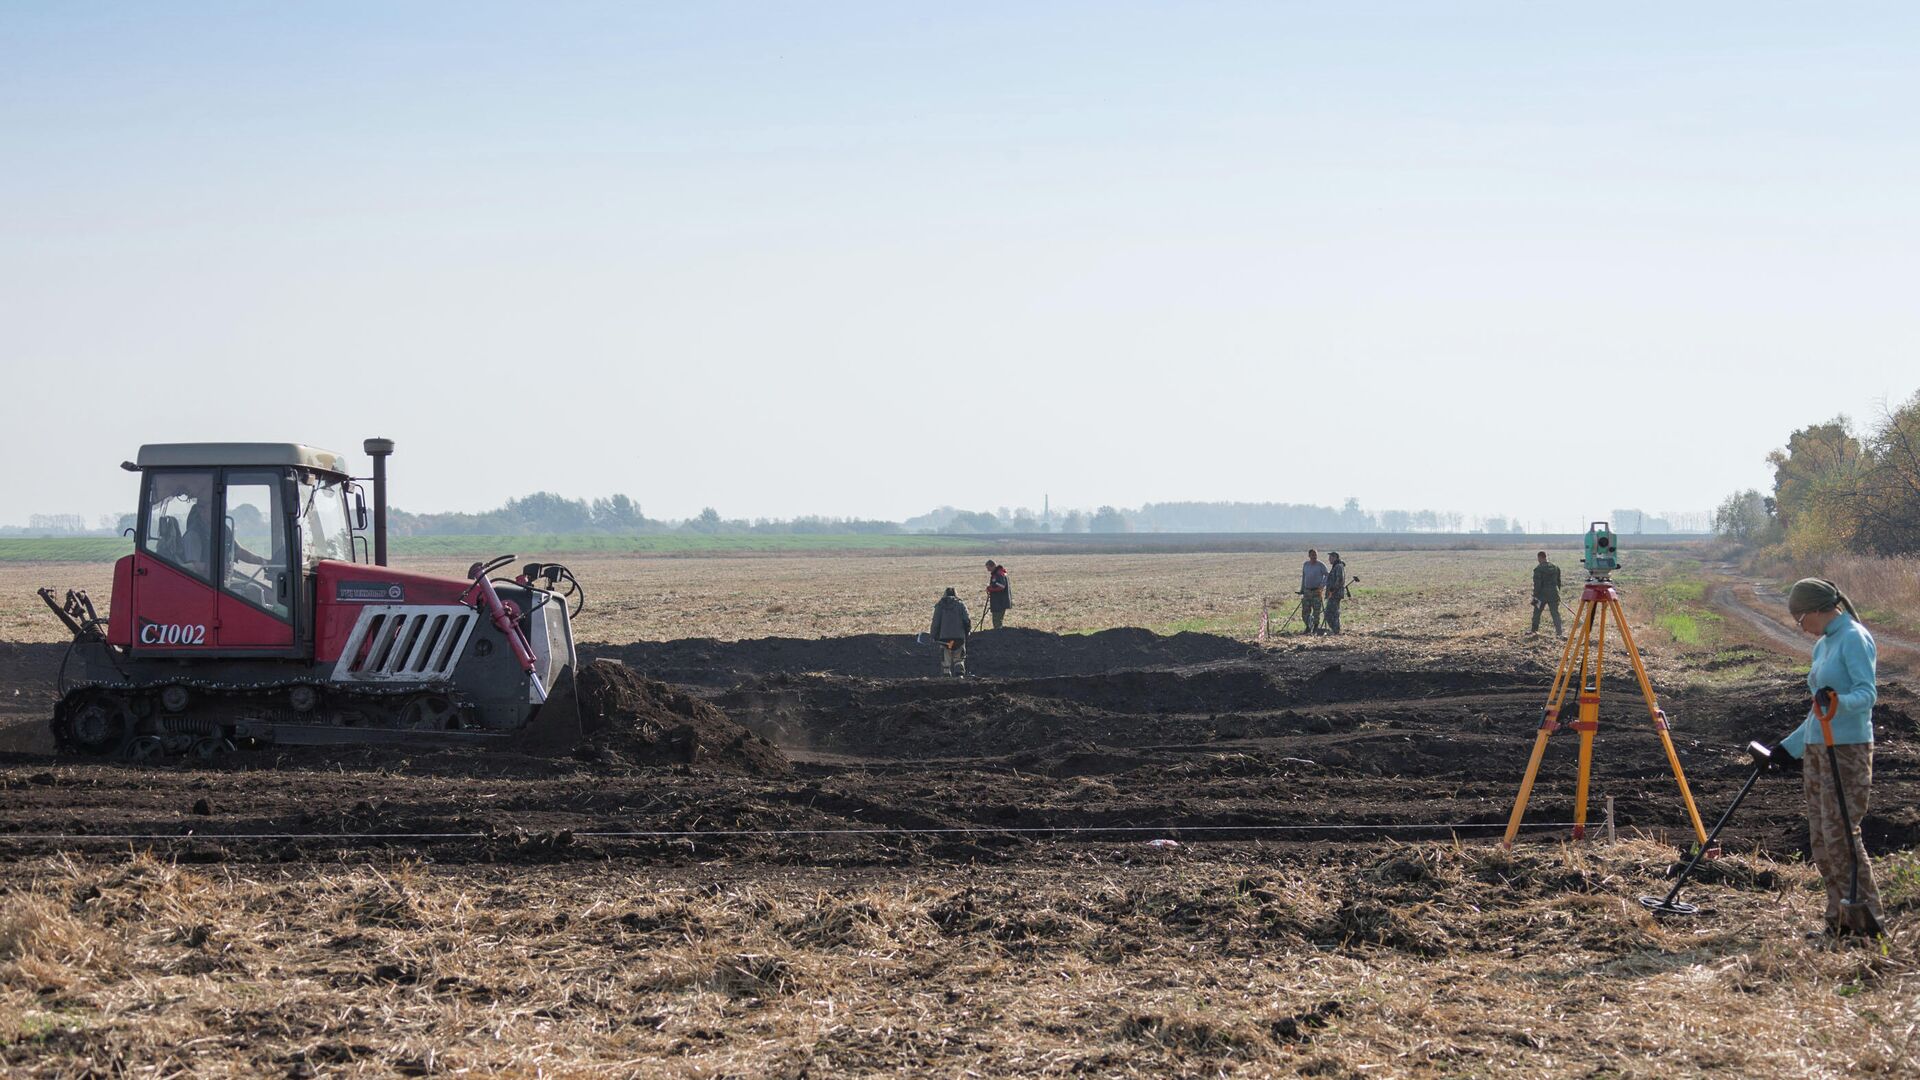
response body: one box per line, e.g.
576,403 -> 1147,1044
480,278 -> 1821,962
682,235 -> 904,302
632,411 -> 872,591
1044,493 -> 1050,527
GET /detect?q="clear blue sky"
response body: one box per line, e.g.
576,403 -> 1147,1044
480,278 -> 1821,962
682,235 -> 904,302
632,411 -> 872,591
3,2 -> 1916,529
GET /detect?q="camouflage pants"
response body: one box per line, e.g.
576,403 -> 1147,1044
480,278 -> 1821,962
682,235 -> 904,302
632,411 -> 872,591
1804,743 -> 1882,931
1301,590 -> 1324,633
990,607 -> 1005,630
939,639 -> 967,677
1531,597 -> 1562,635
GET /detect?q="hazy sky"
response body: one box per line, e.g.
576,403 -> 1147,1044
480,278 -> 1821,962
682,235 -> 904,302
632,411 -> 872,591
4,2 -> 1916,530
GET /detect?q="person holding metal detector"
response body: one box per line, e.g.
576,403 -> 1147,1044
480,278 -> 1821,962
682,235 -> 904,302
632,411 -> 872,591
1650,579 -> 1885,933
1299,549 -> 1329,634
928,587 -> 973,678
1757,578 -> 1884,937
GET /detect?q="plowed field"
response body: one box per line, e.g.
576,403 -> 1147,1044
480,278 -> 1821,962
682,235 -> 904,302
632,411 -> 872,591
3,548 -> 1916,1077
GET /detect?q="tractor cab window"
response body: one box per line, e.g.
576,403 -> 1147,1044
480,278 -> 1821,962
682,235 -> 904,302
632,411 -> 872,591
298,474 -> 355,567
142,470 -> 215,580
221,470 -> 290,619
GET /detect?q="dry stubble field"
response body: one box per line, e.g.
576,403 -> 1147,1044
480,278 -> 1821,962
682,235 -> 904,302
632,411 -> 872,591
3,547 -> 1918,1078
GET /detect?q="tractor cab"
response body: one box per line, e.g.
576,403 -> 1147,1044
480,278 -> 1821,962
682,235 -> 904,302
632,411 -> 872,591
115,443 -> 368,655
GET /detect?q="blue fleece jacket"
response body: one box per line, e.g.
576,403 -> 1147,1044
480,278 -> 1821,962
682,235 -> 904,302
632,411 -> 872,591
1779,611 -> 1877,758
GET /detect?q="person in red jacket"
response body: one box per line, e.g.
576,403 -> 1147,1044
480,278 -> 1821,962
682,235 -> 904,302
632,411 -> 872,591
985,560 -> 1012,629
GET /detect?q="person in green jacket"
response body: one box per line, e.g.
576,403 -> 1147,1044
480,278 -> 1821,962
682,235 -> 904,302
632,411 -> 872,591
1762,578 -> 1883,936
1530,551 -> 1563,636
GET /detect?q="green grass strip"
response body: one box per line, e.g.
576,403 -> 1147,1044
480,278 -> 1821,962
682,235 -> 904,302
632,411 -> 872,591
0,533 -> 985,562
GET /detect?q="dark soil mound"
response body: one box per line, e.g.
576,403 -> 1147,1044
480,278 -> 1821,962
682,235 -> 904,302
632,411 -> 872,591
575,659 -> 790,776
713,665 -> 1297,759
584,627 -> 1263,685
0,642 -> 64,754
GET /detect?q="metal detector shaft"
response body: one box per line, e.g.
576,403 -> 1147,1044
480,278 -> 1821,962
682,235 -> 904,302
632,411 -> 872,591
1653,762 -> 1765,910
1276,600 -> 1302,634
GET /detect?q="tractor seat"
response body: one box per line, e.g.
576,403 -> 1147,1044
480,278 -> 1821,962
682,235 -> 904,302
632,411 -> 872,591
155,517 -> 183,562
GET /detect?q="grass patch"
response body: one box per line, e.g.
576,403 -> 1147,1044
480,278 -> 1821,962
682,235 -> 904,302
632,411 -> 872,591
390,533 -> 986,557
0,533 -> 987,563
0,1008 -> 92,1046
0,538 -> 131,562
1881,851 -> 1920,912
1157,616 -> 1250,637
1638,570 -> 1724,652
1656,612 -> 1704,645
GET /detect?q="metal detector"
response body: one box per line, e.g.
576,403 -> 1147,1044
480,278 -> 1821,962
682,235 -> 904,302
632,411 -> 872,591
1639,741 -> 1775,917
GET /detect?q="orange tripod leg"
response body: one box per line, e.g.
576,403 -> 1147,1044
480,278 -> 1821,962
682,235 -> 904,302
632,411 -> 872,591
1504,598 -> 1597,847
1610,599 -> 1709,847
1502,727 -> 1555,849
1571,601 -> 1607,839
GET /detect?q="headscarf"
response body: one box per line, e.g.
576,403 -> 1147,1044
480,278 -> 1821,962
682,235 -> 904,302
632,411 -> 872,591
1787,577 -> 1855,618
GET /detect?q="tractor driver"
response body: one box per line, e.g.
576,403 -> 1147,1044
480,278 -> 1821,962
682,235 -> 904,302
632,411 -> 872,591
183,501 -> 271,579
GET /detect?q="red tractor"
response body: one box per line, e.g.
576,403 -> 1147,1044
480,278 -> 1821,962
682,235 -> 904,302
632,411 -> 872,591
39,439 -> 587,759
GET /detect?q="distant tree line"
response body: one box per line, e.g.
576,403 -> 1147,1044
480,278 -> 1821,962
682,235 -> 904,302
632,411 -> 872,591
897,500 -> 1578,535
387,493 -> 902,537
2,495 -> 1620,539
1715,389 -> 1920,556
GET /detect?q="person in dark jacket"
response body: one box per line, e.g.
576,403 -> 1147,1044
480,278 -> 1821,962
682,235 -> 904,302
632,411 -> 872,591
930,587 -> 972,676
1324,552 -> 1349,634
1531,551 -> 1564,637
985,560 -> 1012,629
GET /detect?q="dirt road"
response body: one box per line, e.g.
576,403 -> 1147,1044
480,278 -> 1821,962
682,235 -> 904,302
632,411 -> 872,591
1707,571 -> 1920,676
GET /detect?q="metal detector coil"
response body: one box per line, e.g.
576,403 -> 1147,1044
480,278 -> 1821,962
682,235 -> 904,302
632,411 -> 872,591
1638,741 -> 1775,917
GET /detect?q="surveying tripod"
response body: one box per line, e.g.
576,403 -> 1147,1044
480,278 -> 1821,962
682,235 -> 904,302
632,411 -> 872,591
1502,575 -> 1711,848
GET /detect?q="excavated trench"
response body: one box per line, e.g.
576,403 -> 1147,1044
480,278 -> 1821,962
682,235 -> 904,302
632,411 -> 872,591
1,629 -> 1916,864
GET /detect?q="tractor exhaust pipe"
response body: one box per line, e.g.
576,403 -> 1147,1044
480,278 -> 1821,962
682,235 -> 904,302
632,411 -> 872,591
362,437 -> 394,566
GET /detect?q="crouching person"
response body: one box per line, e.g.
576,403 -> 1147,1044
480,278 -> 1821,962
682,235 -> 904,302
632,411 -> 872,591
931,587 -> 972,677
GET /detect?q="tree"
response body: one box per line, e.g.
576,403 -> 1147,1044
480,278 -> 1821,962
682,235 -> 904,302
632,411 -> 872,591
1713,489 -> 1778,546
1089,506 -> 1128,533
1339,497 -> 1371,532
683,507 -> 722,533
1855,392 -> 1920,554
1768,418 -> 1865,557
591,494 -> 646,532
946,511 -> 1002,534
1059,510 -> 1087,533
504,491 -> 593,533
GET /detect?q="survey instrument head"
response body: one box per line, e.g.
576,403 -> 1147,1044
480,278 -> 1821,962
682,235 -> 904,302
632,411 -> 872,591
1583,522 -> 1618,578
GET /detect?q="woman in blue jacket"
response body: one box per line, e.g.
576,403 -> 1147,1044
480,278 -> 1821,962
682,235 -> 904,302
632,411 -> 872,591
1774,578 -> 1882,935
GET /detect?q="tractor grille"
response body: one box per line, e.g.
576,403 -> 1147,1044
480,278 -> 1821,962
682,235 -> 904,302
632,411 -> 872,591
330,606 -> 479,683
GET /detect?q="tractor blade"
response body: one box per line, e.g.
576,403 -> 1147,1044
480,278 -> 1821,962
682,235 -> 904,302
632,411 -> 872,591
512,663 -> 589,753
